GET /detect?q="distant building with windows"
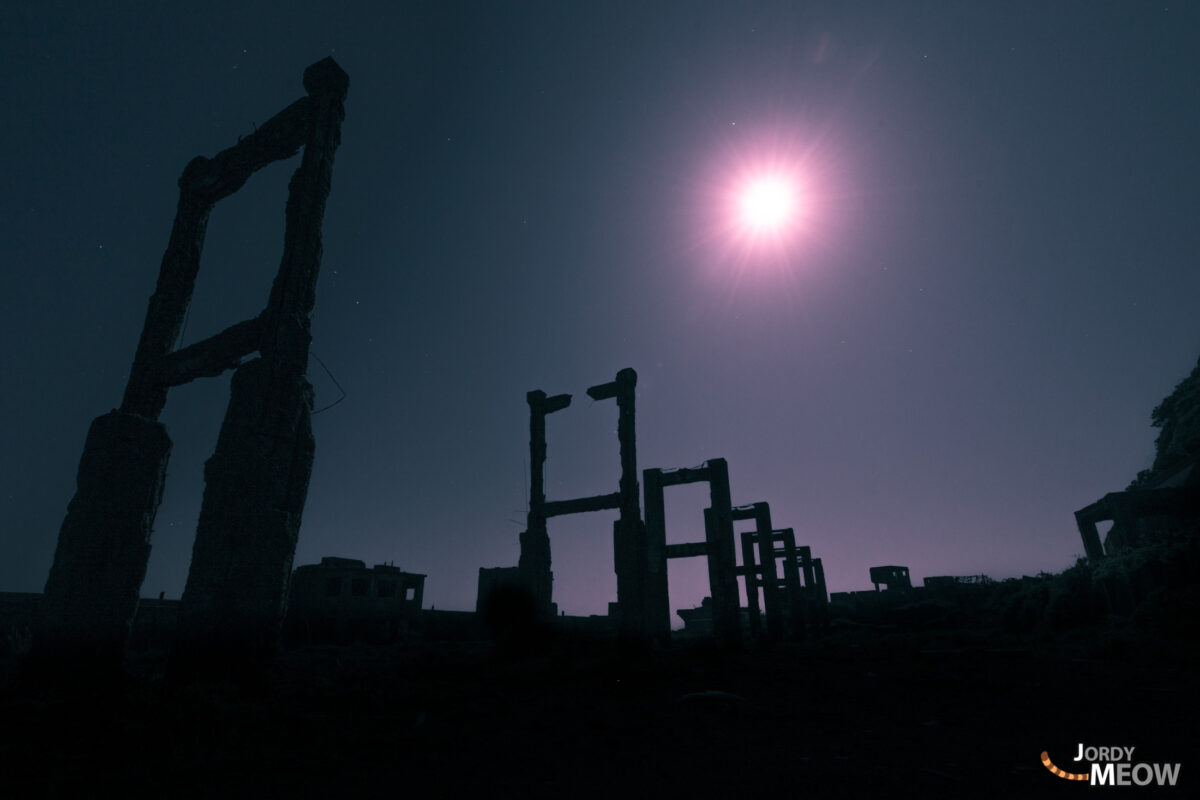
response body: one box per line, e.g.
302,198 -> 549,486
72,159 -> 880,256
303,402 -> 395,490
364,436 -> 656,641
286,556 -> 426,643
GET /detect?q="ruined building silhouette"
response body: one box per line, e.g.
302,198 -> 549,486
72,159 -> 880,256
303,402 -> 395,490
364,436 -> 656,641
1076,354 -> 1200,559
491,367 -> 830,646
519,368 -> 646,639
32,58 -> 349,673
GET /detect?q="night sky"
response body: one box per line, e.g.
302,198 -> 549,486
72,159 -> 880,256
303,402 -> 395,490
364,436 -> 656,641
3,2 -> 1198,621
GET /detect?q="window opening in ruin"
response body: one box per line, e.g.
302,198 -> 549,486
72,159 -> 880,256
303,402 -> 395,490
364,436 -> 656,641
664,482 -> 714,626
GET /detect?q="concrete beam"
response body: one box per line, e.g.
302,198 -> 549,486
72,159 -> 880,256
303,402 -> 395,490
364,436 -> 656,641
665,542 -> 709,559
181,96 -> 314,206
154,316 -> 263,388
527,390 -> 572,415
543,492 -> 622,518
658,464 -> 712,487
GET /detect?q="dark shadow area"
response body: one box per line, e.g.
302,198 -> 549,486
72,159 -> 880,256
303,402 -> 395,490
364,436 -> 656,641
4,574 -> 1198,795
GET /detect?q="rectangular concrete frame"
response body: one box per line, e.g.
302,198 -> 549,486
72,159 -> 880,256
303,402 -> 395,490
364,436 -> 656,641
34,58 -> 349,672
737,527 -> 827,640
643,459 -> 740,647
729,503 -> 784,641
519,368 -> 646,638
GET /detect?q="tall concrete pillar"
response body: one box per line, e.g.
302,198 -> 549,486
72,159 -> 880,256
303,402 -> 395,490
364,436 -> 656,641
33,412 -> 171,669
175,361 -> 315,665
734,502 -> 781,642
519,389 -> 569,618
740,530 -> 762,638
642,468 -> 670,642
753,504 -> 782,641
174,58 -> 348,671
589,368 -> 646,640
613,369 -> 644,639
704,459 -> 740,648
777,529 -> 804,640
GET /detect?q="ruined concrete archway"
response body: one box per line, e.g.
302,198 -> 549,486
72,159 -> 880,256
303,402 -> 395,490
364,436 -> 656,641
34,58 -> 349,672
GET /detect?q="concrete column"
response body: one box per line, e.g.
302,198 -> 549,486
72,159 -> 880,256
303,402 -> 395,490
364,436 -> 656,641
522,391 -> 552,618
613,368 -> 639,523
175,360 -> 315,668
642,468 -> 670,643
175,59 -> 348,671
798,545 -> 817,592
777,529 -> 803,640
740,530 -> 762,638
705,459 -> 740,648
33,411 -> 171,669
751,505 -> 782,641
814,557 -> 830,631
612,368 -> 645,641
520,389 -> 568,618
1074,512 -> 1105,560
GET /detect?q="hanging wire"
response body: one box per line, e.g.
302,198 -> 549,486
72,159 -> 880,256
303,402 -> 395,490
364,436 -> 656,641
310,349 -> 347,414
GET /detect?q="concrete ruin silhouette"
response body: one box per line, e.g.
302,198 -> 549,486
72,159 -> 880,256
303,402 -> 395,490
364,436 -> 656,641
731,502 -> 783,641
33,58 -> 349,671
519,368 -> 646,639
644,460 -> 740,646
511,368 -> 831,646
869,565 -> 913,593
286,557 -> 425,644
1075,462 -> 1200,559
737,524 -> 828,640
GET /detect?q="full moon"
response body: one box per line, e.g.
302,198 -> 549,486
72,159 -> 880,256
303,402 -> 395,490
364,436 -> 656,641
738,176 -> 797,234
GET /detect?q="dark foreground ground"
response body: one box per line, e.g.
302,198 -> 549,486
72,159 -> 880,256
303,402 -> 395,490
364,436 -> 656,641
2,613 -> 1197,800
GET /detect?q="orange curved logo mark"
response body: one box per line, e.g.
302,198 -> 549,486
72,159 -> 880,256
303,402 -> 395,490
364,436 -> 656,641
1041,751 -> 1089,781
